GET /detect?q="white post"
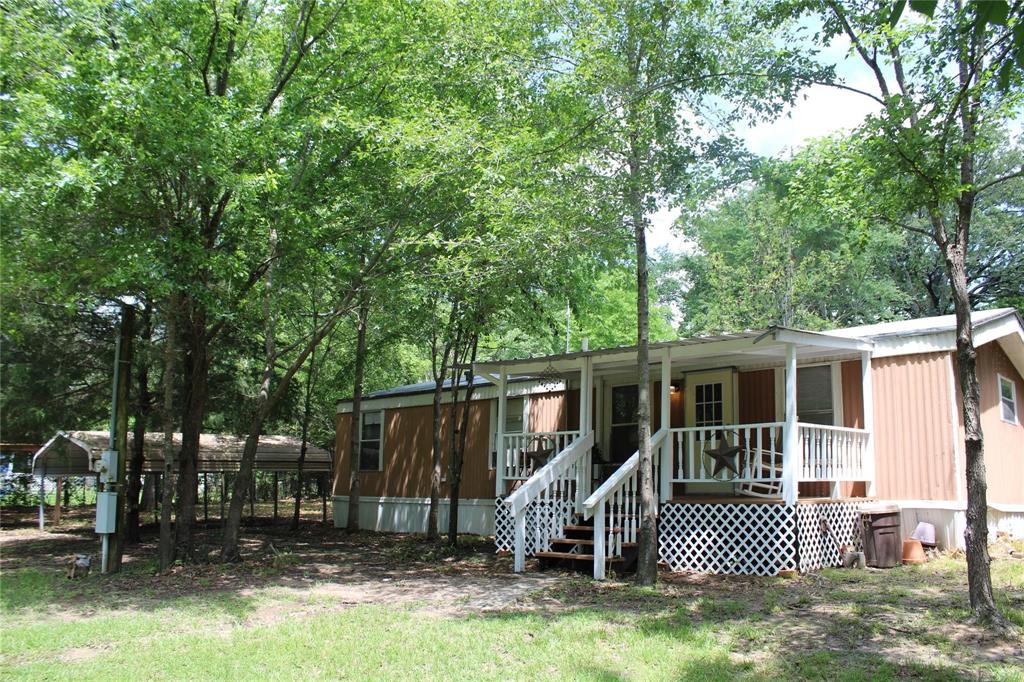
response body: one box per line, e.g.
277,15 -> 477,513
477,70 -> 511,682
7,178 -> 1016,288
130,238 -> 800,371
513,509 -> 526,572
659,348 -> 672,501
38,468 -> 45,531
495,368 -> 507,497
861,350 -> 876,497
576,356 -> 591,514
593,504 -> 606,580
782,343 -> 799,506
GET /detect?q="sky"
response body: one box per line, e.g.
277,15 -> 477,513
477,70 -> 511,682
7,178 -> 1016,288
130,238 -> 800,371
648,29 -> 881,254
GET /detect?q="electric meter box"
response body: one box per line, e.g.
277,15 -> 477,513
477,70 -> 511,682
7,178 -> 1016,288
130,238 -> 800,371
95,491 -> 117,534
97,450 -> 118,483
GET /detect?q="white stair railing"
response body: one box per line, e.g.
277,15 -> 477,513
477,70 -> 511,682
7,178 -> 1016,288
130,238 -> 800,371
501,430 -> 580,481
583,429 -> 668,580
505,431 -> 594,572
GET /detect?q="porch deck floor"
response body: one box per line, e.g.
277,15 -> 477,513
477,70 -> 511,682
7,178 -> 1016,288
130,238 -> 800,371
666,496 -> 868,505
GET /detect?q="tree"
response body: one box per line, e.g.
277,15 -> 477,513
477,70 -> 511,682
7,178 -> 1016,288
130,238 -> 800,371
799,0 -> 1023,627
548,0 -> 814,585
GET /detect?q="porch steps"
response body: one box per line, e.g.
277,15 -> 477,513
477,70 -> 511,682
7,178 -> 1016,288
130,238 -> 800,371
536,519 -> 639,575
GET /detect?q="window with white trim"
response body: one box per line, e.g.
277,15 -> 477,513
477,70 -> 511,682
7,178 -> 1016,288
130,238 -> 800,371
1000,374 -> 1019,425
358,410 -> 384,471
693,382 -> 723,427
490,397 -> 525,469
797,365 -> 834,425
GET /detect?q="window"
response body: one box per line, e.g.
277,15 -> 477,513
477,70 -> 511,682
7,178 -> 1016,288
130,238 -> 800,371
694,382 -> 723,427
505,397 -> 525,434
358,410 -> 383,471
1000,375 -> 1019,425
797,365 -> 834,425
490,397 -> 526,469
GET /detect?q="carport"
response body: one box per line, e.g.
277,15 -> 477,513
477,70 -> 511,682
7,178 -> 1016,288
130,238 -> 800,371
31,430 -> 333,529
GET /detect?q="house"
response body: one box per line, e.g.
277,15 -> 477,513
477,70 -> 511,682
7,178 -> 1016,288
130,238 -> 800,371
332,309 -> 1024,577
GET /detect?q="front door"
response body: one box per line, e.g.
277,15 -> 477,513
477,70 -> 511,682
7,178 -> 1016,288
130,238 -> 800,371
608,383 -> 639,464
684,368 -> 736,495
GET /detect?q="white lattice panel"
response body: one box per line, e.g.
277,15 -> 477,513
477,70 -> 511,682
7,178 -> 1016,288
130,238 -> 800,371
494,498 -> 574,555
659,503 -> 797,576
796,501 -> 863,572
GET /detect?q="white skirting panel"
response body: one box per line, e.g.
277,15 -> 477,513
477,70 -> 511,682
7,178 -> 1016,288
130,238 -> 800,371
886,501 -> 1024,550
332,496 -> 495,535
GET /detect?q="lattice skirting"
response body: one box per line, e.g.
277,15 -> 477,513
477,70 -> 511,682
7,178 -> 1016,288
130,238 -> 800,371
658,503 -> 798,576
494,498 -> 575,555
795,501 -> 863,572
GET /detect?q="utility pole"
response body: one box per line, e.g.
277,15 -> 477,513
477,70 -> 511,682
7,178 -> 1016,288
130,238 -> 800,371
100,303 -> 135,573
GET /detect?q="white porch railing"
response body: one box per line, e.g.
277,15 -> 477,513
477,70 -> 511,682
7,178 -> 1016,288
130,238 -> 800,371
506,431 -> 594,572
582,428 -> 668,580
799,424 -> 870,482
501,430 -> 581,481
670,423 -> 785,485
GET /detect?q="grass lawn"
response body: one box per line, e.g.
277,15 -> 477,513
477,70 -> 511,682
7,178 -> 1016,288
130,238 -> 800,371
1,508 -> 1022,680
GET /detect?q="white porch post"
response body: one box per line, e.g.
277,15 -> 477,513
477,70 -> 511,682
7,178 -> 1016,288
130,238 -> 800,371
513,509 -> 526,572
593,504 -> 606,580
38,468 -> 45,531
495,368 -> 507,497
861,350 -> 876,496
659,348 -> 672,501
782,343 -> 799,506
575,356 -> 592,514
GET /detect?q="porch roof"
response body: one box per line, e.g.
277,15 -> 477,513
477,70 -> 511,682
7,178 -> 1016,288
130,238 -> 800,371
474,326 -> 871,376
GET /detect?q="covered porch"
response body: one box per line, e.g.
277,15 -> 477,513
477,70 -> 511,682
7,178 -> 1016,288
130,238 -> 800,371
476,326 -> 876,578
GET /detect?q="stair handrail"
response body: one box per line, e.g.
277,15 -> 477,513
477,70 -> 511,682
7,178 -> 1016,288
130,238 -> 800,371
506,430 -> 594,572
583,428 -> 667,515
583,428 -> 668,580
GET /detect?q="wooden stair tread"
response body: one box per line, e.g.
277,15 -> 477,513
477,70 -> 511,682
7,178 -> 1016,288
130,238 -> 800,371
535,551 -> 624,562
563,525 -> 623,533
550,538 -> 637,548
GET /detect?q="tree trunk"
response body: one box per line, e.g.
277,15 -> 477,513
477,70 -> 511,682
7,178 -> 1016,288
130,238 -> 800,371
347,296 -> 370,532
174,299 -> 210,561
632,175 -> 657,586
428,310 -> 456,541
158,299 -> 179,571
127,303 -> 152,543
448,334 -> 479,545
943,240 -> 1005,626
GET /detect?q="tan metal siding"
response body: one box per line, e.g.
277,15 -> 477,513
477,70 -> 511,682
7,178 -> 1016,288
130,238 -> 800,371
872,352 -> 957,501
976,342 -> 1024,505
332,401 -> 495,500
529,392 -> 568,432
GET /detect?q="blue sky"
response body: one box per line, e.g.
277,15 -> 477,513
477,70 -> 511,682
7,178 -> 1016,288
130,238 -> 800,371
649,28 -> 881,253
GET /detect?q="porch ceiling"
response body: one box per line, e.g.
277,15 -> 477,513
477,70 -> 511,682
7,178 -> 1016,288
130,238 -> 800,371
476,327 -> 872,376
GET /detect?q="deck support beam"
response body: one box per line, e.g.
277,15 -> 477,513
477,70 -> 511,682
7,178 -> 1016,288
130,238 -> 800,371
782,343 -> 799,506
861,350 -> 876,497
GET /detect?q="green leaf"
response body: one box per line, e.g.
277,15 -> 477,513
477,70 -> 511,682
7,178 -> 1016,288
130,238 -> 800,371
977,1 -> 1010,26
889,0 -> 907,27
908,1 -> 937,17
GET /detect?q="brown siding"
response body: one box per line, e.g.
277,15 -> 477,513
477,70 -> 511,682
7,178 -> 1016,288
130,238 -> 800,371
332,400 -> 495,501
976,342 -> 1024,505
841,360 -> 865,429
738,369 -> 775,423
872,352 -> 958,501
529,391 -> 567,432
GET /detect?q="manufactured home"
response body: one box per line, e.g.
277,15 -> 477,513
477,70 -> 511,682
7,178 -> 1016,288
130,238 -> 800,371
332,309 -> 1024,577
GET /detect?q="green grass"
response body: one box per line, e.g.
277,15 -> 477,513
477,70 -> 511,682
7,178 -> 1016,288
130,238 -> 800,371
2,542 -> 1022,681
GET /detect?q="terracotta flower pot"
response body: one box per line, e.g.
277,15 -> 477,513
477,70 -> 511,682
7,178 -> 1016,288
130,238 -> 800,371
902,538 -> 926,565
